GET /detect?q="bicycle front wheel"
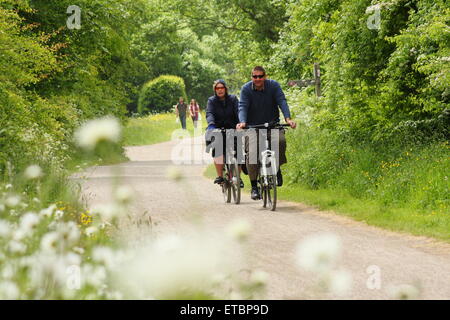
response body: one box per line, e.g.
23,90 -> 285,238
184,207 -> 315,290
230,163 -> 241,204
260,177 -> 267,208
222,167 -> 231,203
266,175 -> 277,211
222,181 -> 231,203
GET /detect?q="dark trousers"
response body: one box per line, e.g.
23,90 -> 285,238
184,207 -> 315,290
245,129 -> 287,181
179,114 -> 186,129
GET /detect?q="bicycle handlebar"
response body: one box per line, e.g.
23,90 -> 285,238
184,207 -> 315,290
246,122 -> 291,129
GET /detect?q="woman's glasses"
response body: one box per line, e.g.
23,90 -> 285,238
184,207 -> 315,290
252,74 -> 265,79
215,86 -> 225,90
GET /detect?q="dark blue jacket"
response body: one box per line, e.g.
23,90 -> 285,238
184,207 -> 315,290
238,79 -> 291,125
206,94 -> 239,129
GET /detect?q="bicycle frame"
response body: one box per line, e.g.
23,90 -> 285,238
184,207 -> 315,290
245,122 -> 290,211
260,149 -> 277,185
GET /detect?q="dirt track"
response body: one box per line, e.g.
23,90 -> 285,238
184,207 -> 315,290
76,138 -> 450,299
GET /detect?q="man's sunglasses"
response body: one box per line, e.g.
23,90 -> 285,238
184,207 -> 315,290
252,74 -> 265,79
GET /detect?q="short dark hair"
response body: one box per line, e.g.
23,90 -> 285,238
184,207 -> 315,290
252,66 -> 266,75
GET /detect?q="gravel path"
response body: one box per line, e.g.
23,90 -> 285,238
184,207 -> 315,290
76,138 -> 450,299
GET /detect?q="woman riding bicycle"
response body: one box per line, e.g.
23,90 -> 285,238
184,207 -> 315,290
205,79 -> 244,187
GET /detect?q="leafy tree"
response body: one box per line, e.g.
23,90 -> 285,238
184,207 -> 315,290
138,75 -> 187,114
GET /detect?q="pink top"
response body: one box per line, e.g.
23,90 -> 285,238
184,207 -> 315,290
189,103 -> 200,116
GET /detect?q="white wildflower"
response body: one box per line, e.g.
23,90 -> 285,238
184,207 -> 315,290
99,221 -> 111,229
0,281 -> 20,299
54,210 -> 64,219
81,264 -> 108,287
0,220 -> 11,238
166,166 -> 183,182
73,247 -> 85,255
226,219 -> 252,242
8,240 -> 27,254
24,165 -> 43,179
295,233 -> 341,273
12,229 -> 27,241
28,252 -> 81,287
74,117 -> 122,151
19,212 -> 41,232
47,221 -> 57,230
91,203 -> 120,220
40,204 -> 57,218
2,265 -> 15,279
115,185 -> 133,204
115,233 -> 237,299
65,252 -> 81,266
106,291 -> 124,300
85,226 -> 98,237
153,234 -> 183,253
41,232 -> 60,252
57,221 -> 80,246
5,184 -> 12,190
92,246 -> 116,268
211,273 -> 228,286
5,195 -> 20,208
250,270 -> 269,287
229,291 -> 243,300
388,284 -> 420,300
323,269 -> 352,297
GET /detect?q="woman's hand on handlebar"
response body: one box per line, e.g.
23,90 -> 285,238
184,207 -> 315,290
236,122 -> 246,130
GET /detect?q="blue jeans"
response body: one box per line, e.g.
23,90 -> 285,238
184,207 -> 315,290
179,114 -> 186,129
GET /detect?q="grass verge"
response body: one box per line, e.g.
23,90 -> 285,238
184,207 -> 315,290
123,112 -> 207,146
204,164 -> 450,243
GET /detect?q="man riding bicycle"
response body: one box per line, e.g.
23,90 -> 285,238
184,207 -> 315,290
206,79 -> 244,188
236,66 -> 296,200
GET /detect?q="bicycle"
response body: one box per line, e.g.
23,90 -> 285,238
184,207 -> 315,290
208,128 -> 242,204
246,122 -> 290,211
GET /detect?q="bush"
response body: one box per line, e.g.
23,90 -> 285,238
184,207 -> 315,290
138,75 -> 187,114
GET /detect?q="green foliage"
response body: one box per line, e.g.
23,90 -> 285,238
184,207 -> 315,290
285,119 -> 450,214
271,0 -> 449,140
129,5 -> 229,106
0,3 -> 71,173
20,0 -> 148,120
0,0 -> 149,175
138,76 -> 187,114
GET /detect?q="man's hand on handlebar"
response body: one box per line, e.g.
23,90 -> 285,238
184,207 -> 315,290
236,122 -> 246,130
285,118 -> 297,129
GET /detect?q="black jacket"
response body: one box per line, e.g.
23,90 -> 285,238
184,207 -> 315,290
206,94 -> 239,129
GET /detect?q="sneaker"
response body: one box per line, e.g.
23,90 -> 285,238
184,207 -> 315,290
214,176 -> 225,184
240,180 -> 244,188
251,187 -> 261,200
276,169 -> 283,187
